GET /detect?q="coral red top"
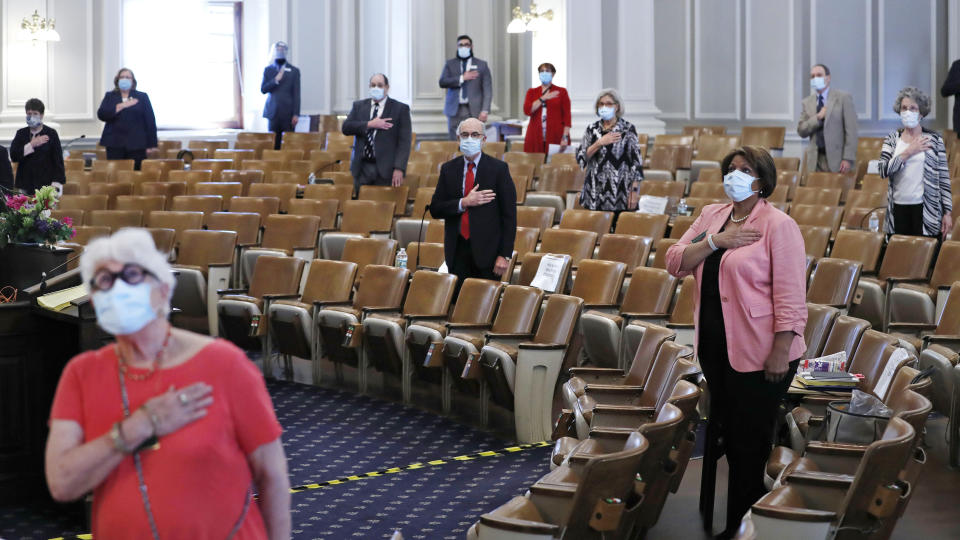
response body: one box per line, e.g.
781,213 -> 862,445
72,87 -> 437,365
50,339 -> 282,539
522,85 -> 571,153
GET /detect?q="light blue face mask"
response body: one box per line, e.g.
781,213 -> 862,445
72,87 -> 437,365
92,280 -> 158,335
723,169 -> 760,203
369,87 -> 385,101
26,115 -> 42,128
458,46 -> 472,59
118,78 -> 133,91
539,71 -> 553,85
459,136 -> 483,156
598,106 -> 616,121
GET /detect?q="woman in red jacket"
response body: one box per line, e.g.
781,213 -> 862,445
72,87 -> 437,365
522,63 -> 571,153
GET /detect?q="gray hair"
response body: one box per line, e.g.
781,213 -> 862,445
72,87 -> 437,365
594,88 -> 624,119
80,228 -> 176,307
893,86 -> 931,117
456,117 -> 486,137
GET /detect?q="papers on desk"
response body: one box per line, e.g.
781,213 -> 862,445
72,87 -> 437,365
873,348 -> 909,401
795,370 -> 861,391
37,283 -> 88,312
547,143 -> 576,156
636,195 -> 669,215
530,254 -> 570,293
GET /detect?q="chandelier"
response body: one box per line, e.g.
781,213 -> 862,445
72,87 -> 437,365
507,2 -> 554,34
18,10 -> 61,43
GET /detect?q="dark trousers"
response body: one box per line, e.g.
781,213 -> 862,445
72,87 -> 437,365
106,147 -> 147,170
449,236 -> 497,298
354,161 -> 391,196
700,345 -> 799,536
893,203 -> 925,236
268,118 -> 294,150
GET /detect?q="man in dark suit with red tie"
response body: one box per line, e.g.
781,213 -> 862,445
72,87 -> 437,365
430,118 -> 516,294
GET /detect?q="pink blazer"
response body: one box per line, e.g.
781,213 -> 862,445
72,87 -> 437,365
665,199 -> 807,372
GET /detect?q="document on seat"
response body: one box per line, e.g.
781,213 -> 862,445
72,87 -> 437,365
636,195 -> 669,215
873,348 -> 909,401
530,254 -> 570,293
37,283 -> 89,312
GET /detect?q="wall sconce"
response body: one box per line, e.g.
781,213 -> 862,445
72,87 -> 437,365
507,2 -> 554,34
18,10 -> 61,43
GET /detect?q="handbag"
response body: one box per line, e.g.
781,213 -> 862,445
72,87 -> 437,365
823,400 -> 890,444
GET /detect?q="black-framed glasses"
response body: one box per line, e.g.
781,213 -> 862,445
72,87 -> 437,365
459,131 -> 484,139
90,264 -> 155,292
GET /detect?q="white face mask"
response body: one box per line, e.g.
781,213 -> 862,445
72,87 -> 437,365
900,110 -> 920,129
92,280 -> 158,335
458,46 -> 471,59
598,106 -> 616,121
723,170 -> 760,203
810,76 -> 826,92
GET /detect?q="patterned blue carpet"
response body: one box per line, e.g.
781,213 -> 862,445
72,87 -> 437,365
0,380 -> 553,540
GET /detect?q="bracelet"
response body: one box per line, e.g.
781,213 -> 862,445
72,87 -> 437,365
706,234 -> 718,251
110,422 -> 130,454
140,404 -> 160,437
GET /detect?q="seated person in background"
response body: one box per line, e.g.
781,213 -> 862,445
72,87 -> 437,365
10,98 -> 65,194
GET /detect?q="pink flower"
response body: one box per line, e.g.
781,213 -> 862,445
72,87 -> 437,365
5,194 -> 28,211
62,216 -> 74,226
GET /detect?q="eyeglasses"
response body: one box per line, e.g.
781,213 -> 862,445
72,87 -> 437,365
90,264 -> 155,292
459,132 -> 484,139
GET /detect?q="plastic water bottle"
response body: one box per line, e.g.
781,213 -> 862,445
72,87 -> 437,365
868,213 -> 880,232
395,248 -> 408,269
677,198 -> 688,216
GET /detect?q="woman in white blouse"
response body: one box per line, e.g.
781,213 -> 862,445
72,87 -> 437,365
877,86 -> 952,237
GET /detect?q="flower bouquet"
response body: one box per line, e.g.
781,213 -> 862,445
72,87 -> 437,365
0,186 -> 76,248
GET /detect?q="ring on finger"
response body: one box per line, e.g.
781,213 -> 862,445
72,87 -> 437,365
178,393 -> 189,406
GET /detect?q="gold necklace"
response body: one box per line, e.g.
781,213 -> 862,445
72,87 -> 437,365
117,327 -> 173,381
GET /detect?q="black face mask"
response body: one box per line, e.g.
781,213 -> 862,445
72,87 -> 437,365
276,58 -> 286,66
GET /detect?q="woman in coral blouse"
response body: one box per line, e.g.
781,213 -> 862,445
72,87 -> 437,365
45,228 -> 290,539
522,63 -> 571,153
665,146 -> 807,539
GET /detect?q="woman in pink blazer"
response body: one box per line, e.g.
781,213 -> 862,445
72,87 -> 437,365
665,146 -> 807,539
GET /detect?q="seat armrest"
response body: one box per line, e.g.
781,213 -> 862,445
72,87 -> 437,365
592,404 -> 656,415
484,332 -> 534,340
782,470 -> 855,489
528,483 -> 577,498
584,384 -> 644,394
318,227 -> 338,233
445,322 -> 492,331
477,515 -> 560,536
405,314 -> 448,322
887,322 -> 938,332
518,342 -> 566,350
568,367 -> 626,377
361,306 -> 401,314
237,242 -> 260,248
263,293 -> 300,300
622,312 -> 669,320
584,303 -> 620,310
370,229 -> 392,235
925,334 -> 960,343
313,300 -> 353,309
803,441 -> 868,457
885,277 -> 929,285
217,288 -> 248,296
208,262 -> 233,269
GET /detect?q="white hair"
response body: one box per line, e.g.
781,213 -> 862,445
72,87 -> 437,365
595,88 -> 625,119
456,117 -> 486,137
80,228 -> 176,299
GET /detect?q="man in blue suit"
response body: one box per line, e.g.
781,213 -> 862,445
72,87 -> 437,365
261,41 -> 301,150
439,35 -> 493,140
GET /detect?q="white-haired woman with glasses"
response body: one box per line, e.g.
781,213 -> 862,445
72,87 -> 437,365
877,86 -> 952,237
575,88 -> 644,219
45,228 -> 290,539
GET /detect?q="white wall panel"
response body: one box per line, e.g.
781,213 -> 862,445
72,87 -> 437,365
745,0 -> 793,120
810,0 -> 871,120
654,0 -> 690,119
877,0 -> 937,120
693,0 -> 740,119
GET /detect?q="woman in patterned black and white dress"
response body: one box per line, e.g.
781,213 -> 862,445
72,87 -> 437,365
575,88 -> 644,220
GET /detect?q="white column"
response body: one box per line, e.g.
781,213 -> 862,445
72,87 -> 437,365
385,0 -> 412,106
949,0 -> 960,129
616,0 -> 664,134
564,0 -> 604,138
331,0 -> 358,113
408,0 -> 448,134
457,0 -> 500,116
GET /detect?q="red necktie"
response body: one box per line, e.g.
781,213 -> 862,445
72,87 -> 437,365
461,162 -> 475,239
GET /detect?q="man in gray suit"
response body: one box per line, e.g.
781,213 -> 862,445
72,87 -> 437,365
261,41 -> 301,150
439,35 -> 492,140
341,73 -> 412,194
797,64 -> 858,174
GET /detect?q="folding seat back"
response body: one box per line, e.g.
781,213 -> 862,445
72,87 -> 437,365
115,195 -> 166,214
513,227 -> 540,260
59,194 -> 109,212
804,303 -> 840,359
402,241 -> 442,270
287,198 -> 339,229
425,219 -> 444,242
845,189 -> 886,209
410,188 -> 435,219
638,180 -> 685,200
830,230 -> 884,273
418,140 -> 459,154
207,212 -> 261,245
532,294 -> 584,346
221,169 -> 264,196
508,162 -> 536,182
227,196 -> 280,221
668,275 -> 696,327
341,237 -> 398,282
168,169 -> 214,188
773,156 -> 801,171
669,215 -> 697,240
695,134 -> 741,163
793,186 -> 842,206
483,141 -> 507,159
217,255 -> 305,350
176,229 -> 237,274
558,209 -> 613,240
145,211 -> 204,248
192,182 -> 243,202
115,170 -> 161,194
71,226 -> 111,245
247,183 -> 298,213
650,239 -> 679,269
145,228 -> 176,256
189,140 -> 229,154
85,210 -> 143,230
492,285 -> 544,334
63,171 -> 93,195
806,258 -> 862,310
820,315 -> 871,358
622,322 -> 678,386
740,126 -> 785,150
597,234 -> 652,273
260,214 -> 321,255
358,185 -> 409,216
91,158 -> 135,181
240,159 -> 282,180
141,182 -> 187,208
51,209 -> 84,226
539,229 -> 597,268
268,171 -> 299,184
171,229 -> 238,334
88,183 -> 133,209
517,252 -> 573,293
689,182 -> 726,199
302,184 -> 353,207
848,330 -> 904,397
339,200 -> 395,235
927,241 -> 960,290
170,195 -> 223,221
697,168 -> 723,183
621,267 -> 677,319
844,206 -> 888,232
262,149 -> 304,165
213,149 -> 256,168
684,124 -> 726,139
646,146 -> 679,176
190,159 -> 233,181
516,206 -> 556,237
569,260 -> 626,307
614,212 -> 668,240
140,159 -> 184,181
538,165 -> 582,192
789,204 -> 844,237
860,173 -> 885,193
877,235 -> 937,281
